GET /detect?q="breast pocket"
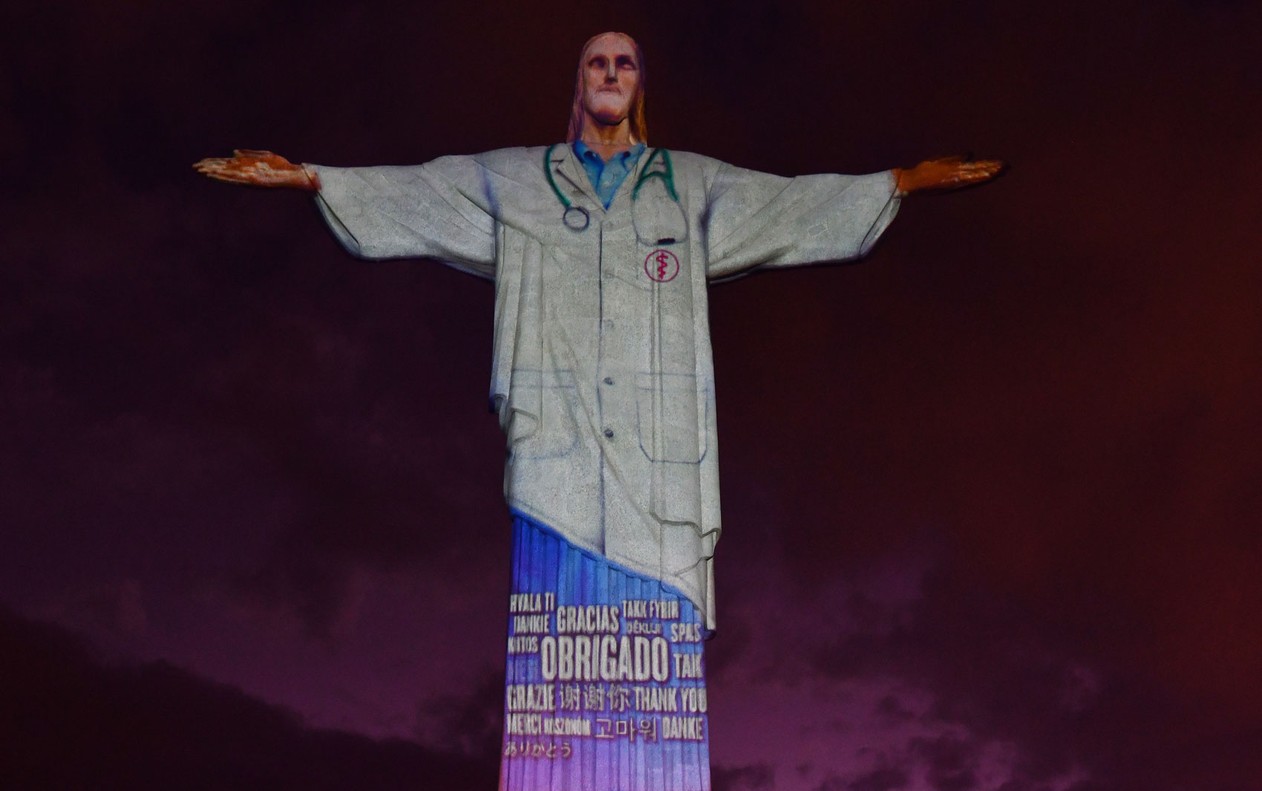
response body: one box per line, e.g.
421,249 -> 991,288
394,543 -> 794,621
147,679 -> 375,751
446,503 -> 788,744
635,373 -> 708,464
507,369 -> 580,460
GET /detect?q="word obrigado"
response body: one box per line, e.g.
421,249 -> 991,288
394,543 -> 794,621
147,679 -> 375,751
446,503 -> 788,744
540,634 -> 671,682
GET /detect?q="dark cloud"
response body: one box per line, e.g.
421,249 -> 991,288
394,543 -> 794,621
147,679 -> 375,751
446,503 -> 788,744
875,695 -> 917,724
845,766 -> 910,791
713,763 -> 776,791
0,607 -> 495,790
913,734 -> 978,791
804,557 -> 1262,790
414,671 -> 505,763
815,767 -> 913,791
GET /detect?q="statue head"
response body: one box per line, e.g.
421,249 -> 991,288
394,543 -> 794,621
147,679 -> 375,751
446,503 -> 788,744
567,32 -> 647,144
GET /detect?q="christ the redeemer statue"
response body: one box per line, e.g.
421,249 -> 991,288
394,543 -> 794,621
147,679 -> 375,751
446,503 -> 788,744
196,31 -> 1002,791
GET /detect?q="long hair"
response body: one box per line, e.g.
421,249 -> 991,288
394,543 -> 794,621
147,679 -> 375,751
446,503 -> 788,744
566,32 -> 648,144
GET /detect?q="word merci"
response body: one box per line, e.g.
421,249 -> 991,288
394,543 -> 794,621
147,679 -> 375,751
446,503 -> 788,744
540,635 -> 671,682
506,713 -> 593,737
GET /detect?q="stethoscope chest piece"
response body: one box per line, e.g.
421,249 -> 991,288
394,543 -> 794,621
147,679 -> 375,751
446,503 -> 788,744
563,205 -> 590,231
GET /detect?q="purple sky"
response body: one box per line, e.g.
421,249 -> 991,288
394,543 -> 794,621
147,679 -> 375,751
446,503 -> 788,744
3,1 -> 1261,789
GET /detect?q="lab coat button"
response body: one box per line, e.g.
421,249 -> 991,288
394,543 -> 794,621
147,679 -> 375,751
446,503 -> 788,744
603,428 -> 615,439
603,376 -> 614,385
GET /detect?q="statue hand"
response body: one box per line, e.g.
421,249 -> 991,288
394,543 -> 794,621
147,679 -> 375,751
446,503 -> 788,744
894,155 -> 1005,196
192,149 -> 319,191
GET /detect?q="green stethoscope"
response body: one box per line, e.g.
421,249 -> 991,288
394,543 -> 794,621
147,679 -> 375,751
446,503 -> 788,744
544,144 -> 679,233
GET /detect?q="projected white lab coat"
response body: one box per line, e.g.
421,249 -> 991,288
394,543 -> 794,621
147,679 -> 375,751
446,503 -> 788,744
311,144 -> 899,631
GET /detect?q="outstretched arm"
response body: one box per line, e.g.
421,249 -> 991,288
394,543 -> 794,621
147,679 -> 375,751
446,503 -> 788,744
893,155 -> 1005,196
193,150 -> 321,191
195,148 -> 496,275
704,152 -> 1006,280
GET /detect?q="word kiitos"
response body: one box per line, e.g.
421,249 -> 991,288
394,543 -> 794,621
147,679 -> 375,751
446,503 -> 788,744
540,635 -> 670,682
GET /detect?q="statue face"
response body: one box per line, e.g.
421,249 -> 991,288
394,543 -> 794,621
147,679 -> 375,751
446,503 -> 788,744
580,33 -> 641,130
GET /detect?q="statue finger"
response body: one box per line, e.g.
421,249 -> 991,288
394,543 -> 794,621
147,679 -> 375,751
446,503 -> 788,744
201,170 -> 250,184
953,165 -> 989,179
971,159 -> 1006,173
195,164 -> 237,179
957,161 -> 1003,180
954,168 -> 990,183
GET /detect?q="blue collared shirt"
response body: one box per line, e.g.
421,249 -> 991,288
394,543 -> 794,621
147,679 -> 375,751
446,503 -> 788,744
573,141 -> 646,209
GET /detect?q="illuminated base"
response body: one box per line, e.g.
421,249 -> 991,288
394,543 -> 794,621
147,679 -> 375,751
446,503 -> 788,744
500,514 -> 711,791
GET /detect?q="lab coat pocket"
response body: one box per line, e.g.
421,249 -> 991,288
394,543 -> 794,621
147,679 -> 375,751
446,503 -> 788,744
507,368 -> 580,460
632,182 -> 688,247
635,373 -> 707,464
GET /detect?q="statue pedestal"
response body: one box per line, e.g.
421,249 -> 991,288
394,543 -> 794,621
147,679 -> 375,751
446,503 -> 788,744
499,516 -> 711,791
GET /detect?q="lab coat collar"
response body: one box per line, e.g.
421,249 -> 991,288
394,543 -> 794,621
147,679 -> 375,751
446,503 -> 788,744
551,144 -> 605,214
551,143 -> 657,216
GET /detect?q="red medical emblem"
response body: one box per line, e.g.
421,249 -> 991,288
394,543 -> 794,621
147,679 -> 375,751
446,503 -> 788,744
644,249 -> 680,283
